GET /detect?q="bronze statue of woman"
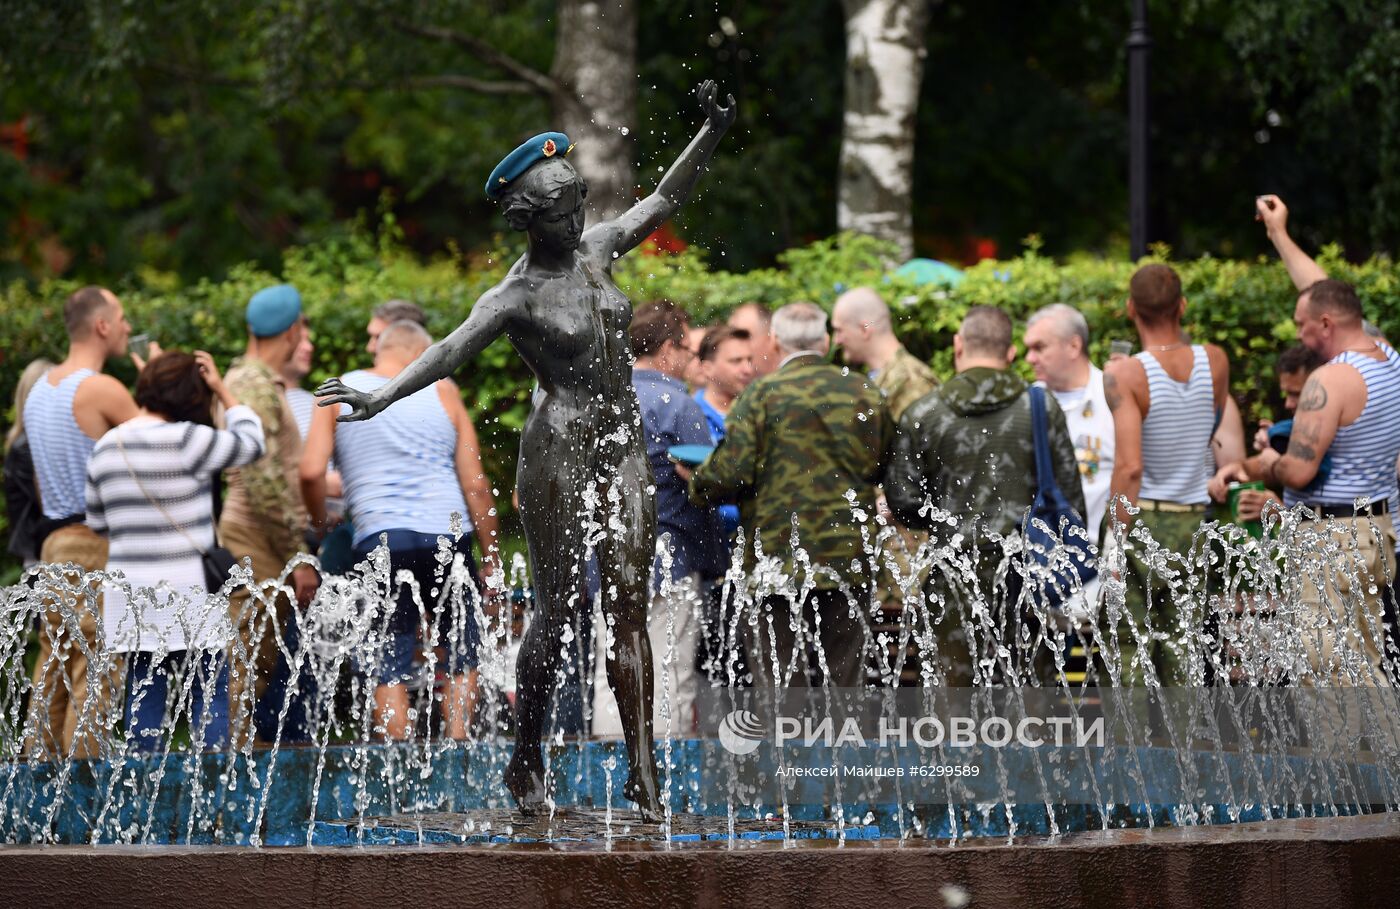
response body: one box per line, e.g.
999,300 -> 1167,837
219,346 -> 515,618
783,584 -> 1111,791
316,81 -> 735,819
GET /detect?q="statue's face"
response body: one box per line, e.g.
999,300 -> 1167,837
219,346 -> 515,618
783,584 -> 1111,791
531,180 -> 584,253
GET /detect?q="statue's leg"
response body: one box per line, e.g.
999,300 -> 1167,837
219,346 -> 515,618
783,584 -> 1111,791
596,446 -> 662,820
505,442 -> 591,814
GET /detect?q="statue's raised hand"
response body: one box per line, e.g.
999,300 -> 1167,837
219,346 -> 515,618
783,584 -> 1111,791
315,377 -> 382,423
696,80 -> 736,132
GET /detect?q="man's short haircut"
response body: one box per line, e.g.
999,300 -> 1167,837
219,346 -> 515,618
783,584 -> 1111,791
630,299 -> 689,357
834,287 -> 892,334
1027,303 -> 1090,354
730,300 -> 773,330
959,305 -> 1013,357
372,299 -> 427,326
699,325 -> 750,362
1128,264 -> 1184,325
1276,343 -> 1326,376
64,286 -> 114,339
377,319 -> 433,354
1302,279 -> 1364,323
771,302 -> 828,353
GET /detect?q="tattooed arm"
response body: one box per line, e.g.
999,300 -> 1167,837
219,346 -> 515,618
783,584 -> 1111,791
1234,366 -> 1347,491
1270,369 -> 1343,489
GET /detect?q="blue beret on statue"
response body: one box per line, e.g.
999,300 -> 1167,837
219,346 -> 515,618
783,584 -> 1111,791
485,132 -> 574,199
246,284 -> 303,338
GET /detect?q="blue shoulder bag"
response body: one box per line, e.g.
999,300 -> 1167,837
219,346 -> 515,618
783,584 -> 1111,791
1025,385 -> 1098,605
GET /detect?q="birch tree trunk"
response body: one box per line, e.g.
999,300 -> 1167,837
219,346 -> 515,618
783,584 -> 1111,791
838,0 -> 931,262
550,0 -> 638,221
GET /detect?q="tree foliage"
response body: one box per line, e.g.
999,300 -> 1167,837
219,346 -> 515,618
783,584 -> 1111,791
6,225 -> 1400,581
3,0 -> 1399,285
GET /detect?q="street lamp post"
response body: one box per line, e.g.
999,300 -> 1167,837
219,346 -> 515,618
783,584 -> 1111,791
1128,0 -> 1151,260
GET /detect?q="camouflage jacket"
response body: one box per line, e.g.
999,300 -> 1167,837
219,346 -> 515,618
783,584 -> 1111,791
689,354 -> 892,591
220,357 -> 308,564
873,344 -> 939,421
886,367 -> 1085,547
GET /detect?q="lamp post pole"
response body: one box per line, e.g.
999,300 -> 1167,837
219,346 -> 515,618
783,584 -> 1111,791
1128,0 -> 1151,260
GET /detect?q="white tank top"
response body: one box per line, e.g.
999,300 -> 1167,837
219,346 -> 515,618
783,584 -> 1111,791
1136,346 -> 1215,505
1293,342 -> 1400,507
331,371 -> 471,547
24,369 -> 97,519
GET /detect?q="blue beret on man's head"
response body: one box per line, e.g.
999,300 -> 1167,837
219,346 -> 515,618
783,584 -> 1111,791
485,131 -> 574,199
246,284 -> 303,338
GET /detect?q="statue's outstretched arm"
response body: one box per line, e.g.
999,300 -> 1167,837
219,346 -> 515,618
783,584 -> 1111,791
595,80 -> 735,261
316,284 -> 517,422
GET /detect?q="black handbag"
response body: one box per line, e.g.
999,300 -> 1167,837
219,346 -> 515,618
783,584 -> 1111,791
199,544 -> 238,592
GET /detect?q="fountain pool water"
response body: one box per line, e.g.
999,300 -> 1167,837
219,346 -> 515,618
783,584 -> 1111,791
2,502 -> 1399,854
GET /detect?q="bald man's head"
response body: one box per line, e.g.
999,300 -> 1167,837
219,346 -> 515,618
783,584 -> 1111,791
831,287 -> 895,367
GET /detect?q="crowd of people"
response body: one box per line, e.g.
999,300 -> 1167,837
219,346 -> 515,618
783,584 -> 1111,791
5,194 -> 1399,757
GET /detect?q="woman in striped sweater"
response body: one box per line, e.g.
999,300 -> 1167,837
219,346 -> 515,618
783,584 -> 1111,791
85,351 -> 265,752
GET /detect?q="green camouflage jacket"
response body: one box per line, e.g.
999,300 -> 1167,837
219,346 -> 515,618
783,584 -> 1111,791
873,344 -> 939,421
886,366 -> 1085,546
689,354 -> 892,591
221,357 -> 308,564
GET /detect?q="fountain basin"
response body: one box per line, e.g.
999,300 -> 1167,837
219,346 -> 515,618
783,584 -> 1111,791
1,813 -> 1398,909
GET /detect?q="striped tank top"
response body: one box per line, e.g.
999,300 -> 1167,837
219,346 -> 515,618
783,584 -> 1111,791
1136,346 -> 1215,505
24,368 -> 97,519
331,370 -> 471,547
1294,342 -> 1400,507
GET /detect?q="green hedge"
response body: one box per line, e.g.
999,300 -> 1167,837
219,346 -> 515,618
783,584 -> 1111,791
4,225 -> 1398,582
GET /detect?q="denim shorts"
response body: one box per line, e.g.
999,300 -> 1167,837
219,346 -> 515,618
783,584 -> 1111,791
353,529 -> 482,684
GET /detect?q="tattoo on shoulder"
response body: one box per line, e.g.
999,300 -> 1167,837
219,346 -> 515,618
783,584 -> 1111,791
1298,377 -> 1328,412
1104,371 -> 1123,411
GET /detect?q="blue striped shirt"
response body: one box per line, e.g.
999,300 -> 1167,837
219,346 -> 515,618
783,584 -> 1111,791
1136,346 -> 1215,505
331,370 -> 470,547
1295,342 -> 1400,507
24,369 -> 96,519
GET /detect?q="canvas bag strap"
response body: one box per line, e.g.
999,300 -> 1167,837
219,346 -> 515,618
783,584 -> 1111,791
115,428 -> 212,558
1029,385 -> 1058,501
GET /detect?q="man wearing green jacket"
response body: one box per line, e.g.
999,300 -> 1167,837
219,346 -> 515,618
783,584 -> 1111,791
690,302 -> 892,688
886,305 -> 1084,685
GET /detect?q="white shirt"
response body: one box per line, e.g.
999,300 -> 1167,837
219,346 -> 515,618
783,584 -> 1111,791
1042,366 -> 1115,545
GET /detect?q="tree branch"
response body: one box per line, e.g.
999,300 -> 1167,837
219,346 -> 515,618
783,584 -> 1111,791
391,19 -> 558,96
139,60 -> 256,89
343,74 -> 537,95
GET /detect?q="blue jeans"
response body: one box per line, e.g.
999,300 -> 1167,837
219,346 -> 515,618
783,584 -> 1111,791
353,530 -> 482,684
125,650 -> 230,752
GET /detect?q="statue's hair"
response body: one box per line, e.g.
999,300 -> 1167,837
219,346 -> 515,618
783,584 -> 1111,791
498,157 -> 587,231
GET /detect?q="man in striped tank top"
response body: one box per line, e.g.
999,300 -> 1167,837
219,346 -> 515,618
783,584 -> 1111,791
1104,264 -> 1231,685
1215,196 -> 1400,686
24,286 -> 150,758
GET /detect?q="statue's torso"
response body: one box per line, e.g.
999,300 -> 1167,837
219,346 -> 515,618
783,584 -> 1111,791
505,248 -> 640,440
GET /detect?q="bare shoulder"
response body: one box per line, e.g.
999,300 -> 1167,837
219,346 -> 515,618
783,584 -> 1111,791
1103,354 -> 1147,387
1308,361 -> 1361,398
434,378 -> 466,412
1103,356 -> 1145,410
1204,343 -> 1230,372
480,275 -> 527,309
74,373 -> 133,406
579,223 -> 626,265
